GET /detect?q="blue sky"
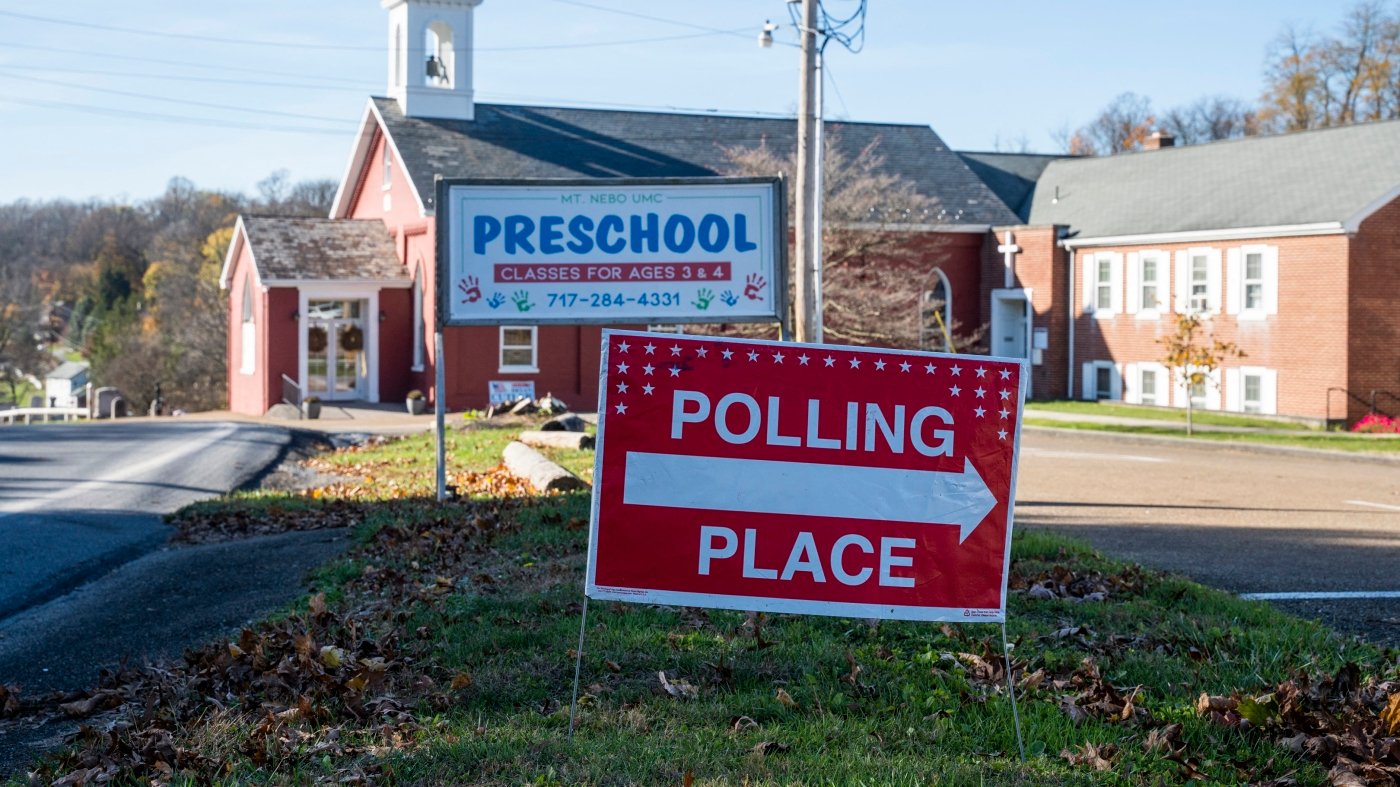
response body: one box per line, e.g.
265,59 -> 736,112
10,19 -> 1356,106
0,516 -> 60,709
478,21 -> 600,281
0,0 -> 1351,203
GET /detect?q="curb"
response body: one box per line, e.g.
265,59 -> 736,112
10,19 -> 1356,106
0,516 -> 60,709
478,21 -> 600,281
1022,424 -> 1400,466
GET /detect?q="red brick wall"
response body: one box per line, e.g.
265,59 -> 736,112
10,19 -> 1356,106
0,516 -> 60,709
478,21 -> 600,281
979,226 -> 1070,400
1065,233 -> 1350,419
377,286 -> 414,403
264,289 -> 299,410
1349,197 -> 1400,422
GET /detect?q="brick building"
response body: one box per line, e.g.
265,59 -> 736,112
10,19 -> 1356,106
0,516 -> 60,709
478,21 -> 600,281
224,0 -> 1400,424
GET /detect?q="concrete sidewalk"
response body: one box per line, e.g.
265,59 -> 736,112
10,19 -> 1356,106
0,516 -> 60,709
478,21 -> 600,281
1023,406 -> 1316,435
179,401 -> 437,436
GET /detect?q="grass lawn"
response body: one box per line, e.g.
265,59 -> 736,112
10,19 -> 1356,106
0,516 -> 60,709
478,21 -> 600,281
1024,417 -> 1400,454
1025,400 -> 1316,431
20,421 -> 1399,785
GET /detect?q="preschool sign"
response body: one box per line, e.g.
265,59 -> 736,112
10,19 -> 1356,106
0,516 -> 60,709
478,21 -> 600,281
585,330 -> 1028,623
435,177 -> 785,326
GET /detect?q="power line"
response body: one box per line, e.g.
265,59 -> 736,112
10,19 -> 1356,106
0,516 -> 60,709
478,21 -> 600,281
0,40 -> 370,85
0,64 -> 371,93
546,0 -> 753,40
0,69 -> 357,124
0,95 -> 347,135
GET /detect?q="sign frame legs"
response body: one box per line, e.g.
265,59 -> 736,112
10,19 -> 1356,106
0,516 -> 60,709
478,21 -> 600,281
567,596 -> 590,739
435,330 -> 447,503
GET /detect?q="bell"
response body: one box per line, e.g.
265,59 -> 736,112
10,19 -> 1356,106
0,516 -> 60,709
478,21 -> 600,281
425,55 -> 445,79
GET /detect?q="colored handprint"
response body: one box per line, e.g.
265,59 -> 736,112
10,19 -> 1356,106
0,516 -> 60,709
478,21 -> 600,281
720,290 -> 738,307
744,273 -> 768,301
512,290 -> 534,312
693,288 -> 714,310
458,276 -> 482,303
486,292 -> 505,309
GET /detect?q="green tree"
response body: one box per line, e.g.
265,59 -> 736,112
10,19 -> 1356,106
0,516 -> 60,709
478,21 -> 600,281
1159,312 -> 1245,435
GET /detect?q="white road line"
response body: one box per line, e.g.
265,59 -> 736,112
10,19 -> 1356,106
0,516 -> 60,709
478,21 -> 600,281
0,423 -> 239,519
1344,499 -> 1400,512
1240,591 -> 1400,601
1021,447 -> 1166,463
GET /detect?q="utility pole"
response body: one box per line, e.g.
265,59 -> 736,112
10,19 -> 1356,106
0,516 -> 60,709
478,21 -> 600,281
793,0 -> 820,343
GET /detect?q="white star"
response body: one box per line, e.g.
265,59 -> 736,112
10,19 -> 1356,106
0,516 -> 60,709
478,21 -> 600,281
950,385 -> 961,396
670,344 -> 682,356
874,359 -> 887,371
798,354 -> 810,365
644,343 -> 656,355
849,357 -> 862,369
974,406 -> 986,417
824,356 -> 836,367
899,361 -> 911,372
643,383 -> 656,396
615,402 -> 628,415
997,429 -> 1008,441
616,382 -> 629,393
643,363 -> 655,375
617,341 -> 631,354
924,363 -> 936,374
773,352 -> 785,364
974,387 -> 986,398
697,346 -> 709,358
950,365 -> 963,376
975,367 -> 987,378
999,369 -> 1012,380
669,365 -> 681,377
999,408 -> 1010,419
1000,389 -> 1011,400
722,348 -> 734,360
747,350 -> 759,362
616,362 -> 630,374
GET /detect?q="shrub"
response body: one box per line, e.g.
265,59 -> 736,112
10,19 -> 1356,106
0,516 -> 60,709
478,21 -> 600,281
1351,413 -> 1400,433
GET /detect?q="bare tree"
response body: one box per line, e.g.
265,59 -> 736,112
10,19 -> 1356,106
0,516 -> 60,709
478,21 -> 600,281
722,134 -> 981,349
1066,93 -> 1157,155
1259,3 -> 1400,131
1159,96 -> 1259,144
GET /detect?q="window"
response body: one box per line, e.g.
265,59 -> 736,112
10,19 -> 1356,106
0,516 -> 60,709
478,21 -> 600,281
920,268 -> 953,350
1243,373 -> 1262,413
382,144 -> 393,191
425,21 -> 454,88
393,24 -> 403,87
239,276 -> 256,375
1140,255 -> 1160,311
1140,367 -> 1159,405
499,326 -> 537,372
1095,366 -> 1112,400
1226,367 -> 1276,414
1189,254 -> 1209,313
1083,252 -> 1121,317
1189,376 -> 1207,406
1095,259 -> 1113,311
1081,361 -> 1121,401
1229,245 -> 1277,318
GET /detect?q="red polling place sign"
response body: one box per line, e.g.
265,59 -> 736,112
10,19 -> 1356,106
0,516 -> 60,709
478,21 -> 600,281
586,330 -> 1028,622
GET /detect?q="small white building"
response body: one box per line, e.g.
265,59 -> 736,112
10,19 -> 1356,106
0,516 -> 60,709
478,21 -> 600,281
44,361 -> 89,408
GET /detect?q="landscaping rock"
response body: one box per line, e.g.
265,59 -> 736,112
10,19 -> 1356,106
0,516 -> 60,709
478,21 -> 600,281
502,441 -> 587,493
540,413 -> 586,432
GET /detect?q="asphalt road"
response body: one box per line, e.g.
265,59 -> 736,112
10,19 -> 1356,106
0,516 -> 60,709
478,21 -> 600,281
1015,428 -> 1400,645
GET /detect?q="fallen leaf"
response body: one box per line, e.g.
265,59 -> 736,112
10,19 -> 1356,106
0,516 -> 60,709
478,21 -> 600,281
751,741 -> 791,756
603,659 -> 621,673
1380,692 -> 1400,735
657,671 -> 698,700
775,687 -> 799,709
451,672 -> 473,691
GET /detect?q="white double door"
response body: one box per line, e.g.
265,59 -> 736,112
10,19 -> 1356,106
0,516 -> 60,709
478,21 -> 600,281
306,299 -> 368,401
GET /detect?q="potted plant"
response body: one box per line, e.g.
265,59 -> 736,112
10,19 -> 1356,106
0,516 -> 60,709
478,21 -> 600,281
406,389 -> 426,415
302,395 -> 322,420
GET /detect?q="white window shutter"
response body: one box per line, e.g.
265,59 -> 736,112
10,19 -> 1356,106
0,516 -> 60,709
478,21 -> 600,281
1082,254 -> 1096,314
1224,368 -> 1241,411
1264,246 -> 1280,315
1262,369 -> 1278,414
1174,251 -> 1189,313
1109,253 -> 1124,315
1124,363 -> 1139,403
1125,252 -> 1140,314
1110,364 -> 1123,400
1172,368 -> 1189,408
1207,249 -> 1223,314
1225,248 -> 1241,315
1205,370 -> 1222,410
1081,363 -> 1096,400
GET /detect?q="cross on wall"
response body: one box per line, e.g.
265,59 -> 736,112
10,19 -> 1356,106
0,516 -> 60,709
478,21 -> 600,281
997,230 -> 1020,289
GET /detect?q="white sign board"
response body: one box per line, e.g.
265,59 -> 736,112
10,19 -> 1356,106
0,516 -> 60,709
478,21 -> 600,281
435,178 -> 785,327
488,380 -> 535,405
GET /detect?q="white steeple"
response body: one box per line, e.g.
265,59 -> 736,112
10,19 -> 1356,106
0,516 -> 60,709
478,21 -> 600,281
382,0 -> 484,121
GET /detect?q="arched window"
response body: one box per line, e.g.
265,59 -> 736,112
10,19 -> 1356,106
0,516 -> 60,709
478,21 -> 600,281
425,21 -> 454,88
393,24 -> 404,88
382,141 -> 393,191
919,268 -> 953,350
411,263 -> 425,371
239,275 -> 256,374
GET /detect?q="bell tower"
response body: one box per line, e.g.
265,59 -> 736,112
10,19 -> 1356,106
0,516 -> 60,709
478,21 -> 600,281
382,0 -> 484,121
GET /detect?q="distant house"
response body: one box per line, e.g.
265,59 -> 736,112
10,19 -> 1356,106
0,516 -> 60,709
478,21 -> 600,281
44,361 -> 88,408
224,0 -> 1400,425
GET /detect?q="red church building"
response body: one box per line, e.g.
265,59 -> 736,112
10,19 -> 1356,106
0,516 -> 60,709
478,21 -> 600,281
224,0 -> 1400,425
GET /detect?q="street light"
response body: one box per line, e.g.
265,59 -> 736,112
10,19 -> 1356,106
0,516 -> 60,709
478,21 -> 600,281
762,0 -> 866,345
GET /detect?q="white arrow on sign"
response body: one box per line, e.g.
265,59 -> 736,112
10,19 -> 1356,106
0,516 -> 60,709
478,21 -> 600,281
623,452 -> 996,543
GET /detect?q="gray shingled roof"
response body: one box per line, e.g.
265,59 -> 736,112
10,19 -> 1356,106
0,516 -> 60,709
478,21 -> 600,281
957,152 -> 1068,222
243,217 -> 405,282
46,361 -> 88,381
372,97 -> 1019,226
1028,119 -> 1400,237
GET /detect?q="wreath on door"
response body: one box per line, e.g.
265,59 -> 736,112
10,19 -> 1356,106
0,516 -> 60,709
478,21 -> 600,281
307,326 -> 328,353
340,325 -> 365,352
